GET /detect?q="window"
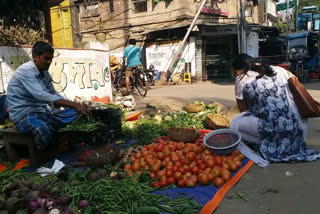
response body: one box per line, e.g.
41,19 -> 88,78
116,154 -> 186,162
80,3 -> 100,18
133,0 -> 148,13
109,0 -> 114,13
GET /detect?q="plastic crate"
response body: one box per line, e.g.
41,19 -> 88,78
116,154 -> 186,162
91,108 -> 122,140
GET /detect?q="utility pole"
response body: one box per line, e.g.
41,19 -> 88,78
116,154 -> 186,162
286,0 -> 290,35
240,0 -> 247,54
295,0 -> 299,32
44,0 -> 53,44
166,0 -> 208,81
236,1 -> 241,54
286,0 -> 290,61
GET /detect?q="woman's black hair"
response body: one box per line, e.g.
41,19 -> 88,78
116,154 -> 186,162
232,53 -> 275,79
32,41 -> 54,58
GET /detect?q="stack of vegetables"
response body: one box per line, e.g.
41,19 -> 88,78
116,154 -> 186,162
0,163 -> 202,213
122,101 -> 218,145
123,132 -> 245,188
0,101 -> 246,214
0,171 -> 73,213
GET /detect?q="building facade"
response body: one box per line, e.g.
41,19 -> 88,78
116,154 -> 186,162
70,0 -> 278,80
50,0 -> 74,48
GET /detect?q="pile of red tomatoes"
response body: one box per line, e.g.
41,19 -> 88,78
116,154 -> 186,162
123,132 -> 245,188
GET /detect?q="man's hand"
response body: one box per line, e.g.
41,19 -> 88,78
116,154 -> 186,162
54,99 -> 89,115
74,103 -> 89,115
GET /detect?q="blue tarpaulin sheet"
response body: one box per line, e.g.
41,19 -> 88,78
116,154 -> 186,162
153,157 -> 251,206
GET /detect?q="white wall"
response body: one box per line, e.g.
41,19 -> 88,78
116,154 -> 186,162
146,37 -> 196,76
266,0 -> 277,17
109,52 -> 124,64
247,32 -> 259,58
0,46 -> 112,101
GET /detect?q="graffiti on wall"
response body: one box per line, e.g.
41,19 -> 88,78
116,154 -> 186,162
146,42 -> 189,72
49,58 -> 110,92
0,46 -> 112,100
146,38 -> 196,76
147,52 -> 167,68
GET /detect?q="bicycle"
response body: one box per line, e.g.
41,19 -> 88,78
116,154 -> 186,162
113,65 -> 148,97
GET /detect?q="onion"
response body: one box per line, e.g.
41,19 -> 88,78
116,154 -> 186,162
58,195 -> 69,205
63,208 -> 73,214
79,200 -> 89,208
35,197 -> 42,207
28,200 -> 39,211
46,200 -> 54,208
49,209 -> 60,214
41,199 -> 46,207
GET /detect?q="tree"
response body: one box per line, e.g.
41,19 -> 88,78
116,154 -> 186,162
299,0 -> 320,8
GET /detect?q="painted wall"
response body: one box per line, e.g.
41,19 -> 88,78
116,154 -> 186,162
50,0 -> 74,48
145,37 -> 196,76
0,46 -> 112,101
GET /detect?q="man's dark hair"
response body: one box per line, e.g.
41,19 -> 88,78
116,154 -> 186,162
32,41 -> 54,58
128,38 -> 137,45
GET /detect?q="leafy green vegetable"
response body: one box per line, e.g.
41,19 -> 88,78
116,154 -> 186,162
122,104 -> 217,146
59,115 -> 107,133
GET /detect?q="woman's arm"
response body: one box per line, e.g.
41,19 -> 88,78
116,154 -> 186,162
236,98 -> 248,112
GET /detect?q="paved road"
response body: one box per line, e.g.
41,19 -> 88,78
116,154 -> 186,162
135,80 -> 320,214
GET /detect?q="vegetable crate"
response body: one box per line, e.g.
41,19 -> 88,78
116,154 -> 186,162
60,129 -> 111,151
91,108 -> 122,141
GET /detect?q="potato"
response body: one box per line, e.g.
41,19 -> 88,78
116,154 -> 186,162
88,172 -> 100,181
0,197 -> 5,209
23,191 -> 40,202
6,197 -> 24,213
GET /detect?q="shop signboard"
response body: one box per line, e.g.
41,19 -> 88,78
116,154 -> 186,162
197,6 -> 229,17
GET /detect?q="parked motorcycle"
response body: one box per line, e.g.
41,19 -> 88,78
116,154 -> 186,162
144,65 -> 156,86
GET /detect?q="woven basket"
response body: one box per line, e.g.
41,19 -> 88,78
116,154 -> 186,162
206,114 -> 230,130
183,104 -> 203,113
85,146 -> 121,168
226,106 -> 240,123
167,128 -> 199,142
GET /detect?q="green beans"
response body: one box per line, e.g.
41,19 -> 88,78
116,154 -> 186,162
63,178 -> 201,214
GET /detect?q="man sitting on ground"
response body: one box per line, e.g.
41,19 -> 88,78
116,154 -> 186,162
7,41 -> 88,151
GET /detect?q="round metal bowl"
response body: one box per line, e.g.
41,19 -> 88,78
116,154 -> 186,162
203,129 -> 241,155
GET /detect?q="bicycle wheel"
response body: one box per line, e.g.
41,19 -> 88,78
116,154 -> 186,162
135,72 -> 148,97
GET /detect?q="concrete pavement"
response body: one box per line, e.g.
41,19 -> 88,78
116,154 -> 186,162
134,80 -> 320,214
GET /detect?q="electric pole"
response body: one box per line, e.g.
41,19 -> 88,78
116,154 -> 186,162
166,0 -> 208,81
295,0 -> 299,32
240,0 -> 247,54
286,0 -> 290,61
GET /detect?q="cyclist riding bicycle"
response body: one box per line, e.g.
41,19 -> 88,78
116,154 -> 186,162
123,38 -> 143,95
